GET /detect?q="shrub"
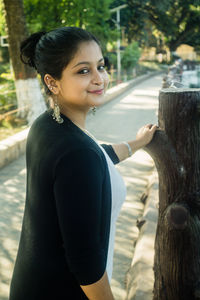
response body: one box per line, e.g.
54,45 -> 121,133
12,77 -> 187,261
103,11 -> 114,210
121,41 -> 141,72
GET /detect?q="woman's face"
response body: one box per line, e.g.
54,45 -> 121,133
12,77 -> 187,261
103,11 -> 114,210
54,41 -> 109,113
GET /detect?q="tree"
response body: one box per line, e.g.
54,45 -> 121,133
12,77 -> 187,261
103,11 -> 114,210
127,0 -> 200,53
23,0 -> 117,52
121,41 -> 140,71
109,0 -> 131,36
145,88 -> 200,299
0,0 -> 6,35
2,0 -> 46,124
0,0 -> 9,62
85,0 -> 118,52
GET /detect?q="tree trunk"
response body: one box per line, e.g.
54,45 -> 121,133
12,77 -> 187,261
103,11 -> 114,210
3,0 -> 46,124
144,88 -> 200,300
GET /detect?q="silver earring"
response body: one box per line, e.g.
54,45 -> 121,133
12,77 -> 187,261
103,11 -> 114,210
52,97 -> 64,124
92,106 -> 96,115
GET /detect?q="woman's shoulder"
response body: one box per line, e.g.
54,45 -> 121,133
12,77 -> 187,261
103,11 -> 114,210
27,109 -> 106,166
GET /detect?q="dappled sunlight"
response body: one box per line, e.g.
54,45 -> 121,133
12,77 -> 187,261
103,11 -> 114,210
131,88 -> 159,97
124,175 -> 148,185
110,281 -> 126,300
115,245 -> 133,259
115,227 -> 139,242
116,102 -> 158,110
133,234 -> 155,264
122,200 -> 144,210
0,155 -> 26,299
19,168 -> 26,175
111,146 -> 155,298
104,95 -> 158,111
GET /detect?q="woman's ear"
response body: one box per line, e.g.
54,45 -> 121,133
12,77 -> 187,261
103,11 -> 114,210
44,74 -> 59,95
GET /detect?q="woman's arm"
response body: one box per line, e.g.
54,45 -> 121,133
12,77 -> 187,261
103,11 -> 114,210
112,124 -> 157,163
54,148 -> 114,298
80,271 -> 115,300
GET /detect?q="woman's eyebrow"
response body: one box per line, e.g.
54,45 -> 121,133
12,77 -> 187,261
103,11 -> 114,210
72,58 -> 104,69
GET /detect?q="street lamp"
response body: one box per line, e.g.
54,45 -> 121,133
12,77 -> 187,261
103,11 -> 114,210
110,4 -> 127,83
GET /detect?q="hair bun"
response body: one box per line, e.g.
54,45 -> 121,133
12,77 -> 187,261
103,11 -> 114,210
20,31 -> 46,69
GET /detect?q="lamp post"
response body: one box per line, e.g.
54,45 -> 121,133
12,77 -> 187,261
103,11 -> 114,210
110,4 -> 127,83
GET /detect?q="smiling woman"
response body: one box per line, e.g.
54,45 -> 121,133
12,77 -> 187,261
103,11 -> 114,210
9,27 -> 157,300
10,27 -> 116,300
45,40 -> 109,125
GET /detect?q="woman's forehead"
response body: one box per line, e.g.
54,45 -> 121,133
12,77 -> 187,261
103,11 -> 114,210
70,41 -> 103,66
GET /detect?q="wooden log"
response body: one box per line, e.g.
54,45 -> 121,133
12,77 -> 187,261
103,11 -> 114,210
144,88 -> 200,300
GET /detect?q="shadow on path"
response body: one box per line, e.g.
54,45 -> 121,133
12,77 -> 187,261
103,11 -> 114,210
0,155 -> 26,299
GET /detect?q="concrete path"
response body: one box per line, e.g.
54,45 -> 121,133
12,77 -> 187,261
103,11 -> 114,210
0,74 -> 162,299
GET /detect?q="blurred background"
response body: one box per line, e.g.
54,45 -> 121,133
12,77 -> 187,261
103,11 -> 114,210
0,0 -> 200,140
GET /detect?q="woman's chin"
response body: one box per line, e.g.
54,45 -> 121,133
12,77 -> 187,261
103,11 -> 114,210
89,94 -> 105,107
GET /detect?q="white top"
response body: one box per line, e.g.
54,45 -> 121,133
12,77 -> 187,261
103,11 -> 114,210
81,129 -> 127,281
99,144 -> 127,282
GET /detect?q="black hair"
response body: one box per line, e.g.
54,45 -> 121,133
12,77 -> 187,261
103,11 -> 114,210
20,27 -> 101,95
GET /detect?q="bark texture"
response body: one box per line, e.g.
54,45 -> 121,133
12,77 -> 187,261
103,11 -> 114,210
144,88 -> 200,300
3,0 -> 46,123
3,0 -> 35,79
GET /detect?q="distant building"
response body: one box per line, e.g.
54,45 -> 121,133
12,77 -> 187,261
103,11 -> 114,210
140,44 -> 199,62
176,44 -> 197,61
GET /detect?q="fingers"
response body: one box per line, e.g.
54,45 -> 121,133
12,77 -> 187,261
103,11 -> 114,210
145,124 -> 152,129
150,124 -> 158,132
143,124 -> 158,131
145,124 -> 158,129
138,124 -> 159,136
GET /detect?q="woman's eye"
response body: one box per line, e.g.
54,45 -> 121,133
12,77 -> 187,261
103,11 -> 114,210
98,65 -> 105,71
78,68 -> 89,74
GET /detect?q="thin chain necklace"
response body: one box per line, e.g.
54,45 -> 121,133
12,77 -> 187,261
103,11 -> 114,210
71,121 -> 99,143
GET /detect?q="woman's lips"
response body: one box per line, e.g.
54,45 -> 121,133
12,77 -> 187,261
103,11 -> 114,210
88,88 -> 104,95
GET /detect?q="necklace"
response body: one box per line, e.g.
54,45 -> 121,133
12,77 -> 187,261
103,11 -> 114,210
71,120 -> 99,143
81,128 -> 100,145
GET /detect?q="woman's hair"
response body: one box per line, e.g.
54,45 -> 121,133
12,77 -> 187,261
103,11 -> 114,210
20,27 -> 101,94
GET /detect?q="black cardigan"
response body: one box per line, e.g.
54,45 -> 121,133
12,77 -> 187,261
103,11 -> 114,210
9,109 -> 120,300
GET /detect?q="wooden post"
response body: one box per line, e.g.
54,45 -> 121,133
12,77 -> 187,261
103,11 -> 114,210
144,88 -> 200,300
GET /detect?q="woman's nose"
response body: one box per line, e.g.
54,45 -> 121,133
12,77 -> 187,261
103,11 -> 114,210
92,70 -> 104,85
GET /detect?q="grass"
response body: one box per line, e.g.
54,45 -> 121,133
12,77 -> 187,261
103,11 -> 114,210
0,125 -> 28,141
0,62 -> 28,141
109,60 -> 166,87
0,64 -> 17,107
138,60 -> 168,73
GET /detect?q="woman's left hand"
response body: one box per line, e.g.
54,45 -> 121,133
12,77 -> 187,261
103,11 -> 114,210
135,124 -> 158,148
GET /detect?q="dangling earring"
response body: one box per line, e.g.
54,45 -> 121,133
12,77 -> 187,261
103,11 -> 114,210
52,97 -> 64,124
92,106 -> 96,115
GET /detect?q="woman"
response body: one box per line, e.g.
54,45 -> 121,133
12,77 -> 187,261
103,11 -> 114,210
9,27 -> 157,300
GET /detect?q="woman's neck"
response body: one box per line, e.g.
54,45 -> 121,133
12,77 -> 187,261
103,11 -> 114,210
60,107 -> 88,130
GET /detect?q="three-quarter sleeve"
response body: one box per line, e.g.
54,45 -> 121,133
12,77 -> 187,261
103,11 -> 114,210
100,144 -> 120,165
53,148 -> 107,285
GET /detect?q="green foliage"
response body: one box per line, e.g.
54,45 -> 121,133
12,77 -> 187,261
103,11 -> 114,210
127,0 -> 200,52
23,0 -> 117,50
0,63 -> 16,107
109,0 -> 130,32
0,63 -> 27,135
108,52 -> 117,68
0,0 -> 6,35
121,41 -> 141,71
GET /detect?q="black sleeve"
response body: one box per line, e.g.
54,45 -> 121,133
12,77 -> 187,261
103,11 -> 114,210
53,148 -> 107,285
100,144 -> 120,165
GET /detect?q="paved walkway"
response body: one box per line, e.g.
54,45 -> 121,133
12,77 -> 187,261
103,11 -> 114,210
0,74 -> 162,299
